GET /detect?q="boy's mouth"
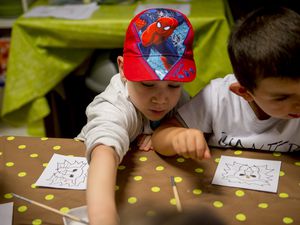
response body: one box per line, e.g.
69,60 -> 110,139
288,113 -> 300,118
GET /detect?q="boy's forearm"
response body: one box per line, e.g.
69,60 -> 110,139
87,145 -> 120,225
152,118 -> 185,156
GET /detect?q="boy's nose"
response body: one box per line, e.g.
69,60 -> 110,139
151,95 -> 167,104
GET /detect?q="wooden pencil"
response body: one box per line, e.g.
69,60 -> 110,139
12,193 -> 89,224
170,176 -> 183,212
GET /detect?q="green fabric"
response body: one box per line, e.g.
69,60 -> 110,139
1,0 -> 233,136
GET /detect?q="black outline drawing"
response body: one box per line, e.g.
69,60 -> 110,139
221,161 -> 274,186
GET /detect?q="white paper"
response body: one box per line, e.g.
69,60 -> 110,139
0,202 -> 13,225
134,4 -> 191,16
24,3 -> 99,20
35,153 -> 88,190
212,155 -> 281,193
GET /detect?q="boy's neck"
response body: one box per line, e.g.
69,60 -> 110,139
248,101 -> 270,120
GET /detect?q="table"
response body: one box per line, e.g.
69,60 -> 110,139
1,0 -> 233,136
1,135 -> 300,225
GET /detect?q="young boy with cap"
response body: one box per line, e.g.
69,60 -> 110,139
152,6 -> 300,160
77,8 -> 196,225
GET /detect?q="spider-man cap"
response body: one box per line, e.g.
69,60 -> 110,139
123,8 -> 196,82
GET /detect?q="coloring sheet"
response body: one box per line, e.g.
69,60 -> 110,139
212,156 -> 281,193
35,154 -> 88,190
0,202 -> 13,225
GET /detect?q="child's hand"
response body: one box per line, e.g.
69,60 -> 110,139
137,134 -> 153,151
171,128 -> 211,160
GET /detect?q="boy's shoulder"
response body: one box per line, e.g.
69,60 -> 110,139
210,74 -> 237,87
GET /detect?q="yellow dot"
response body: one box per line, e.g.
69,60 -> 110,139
195,168 -> 204,173
6,162 -> 14,167
30,153 -> 39,158
31,183 -> 37,189
280,171 -> 285,176
174,176 -> 182,183
215,158 -> 220,163
128,197 -> 137,204
273,152 -> 282,157
146,210 -> 156,217
18,205 -> 28,212
118,165 -> 126,170
18,145 -> 26,150
155,165 -> 165,171
18,172 -> 27,177
213,201 -> 223,208
43,163 -> 48,167
40,137 -> 48,141
234,150 -> 243,155
4,193 -> 13,199
283,217 -> 294,224
7,136 -> 15,141
235,190 -> 245,197
294,162 -> 300,166
115,185 -> 119,191
45,194 -> 54,200
134,176 -> 143,181
235,213 -> 247,221
170,198 -> 177,205
139,156 -> 147,162
53,145 -> 61,150
60,207 -> 70,213
0,152 -> 2,156
176,157 -> 185,163
192,189 -> 202,195
258,203 -> 269,209
32,219 -> 42,225
279,193 -> 289,198
151,186 -> 160,192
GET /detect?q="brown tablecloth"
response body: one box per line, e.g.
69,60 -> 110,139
1,136 -> 300,225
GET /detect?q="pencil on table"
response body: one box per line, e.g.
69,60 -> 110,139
170,176 -> 183,212
12,193 -> 89,225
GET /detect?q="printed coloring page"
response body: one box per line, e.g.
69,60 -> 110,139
35,153 -> 88,190
212,155 -> 281,193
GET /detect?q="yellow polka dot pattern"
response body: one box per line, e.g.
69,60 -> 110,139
283,217 -> 294,224
2,136 -> 300,225
32,219 -> 42,225
235,190 -> 245,197
213,201 -> 223,208
18,205 -> 28,212
176,157 -> 185,163
258,203 -> 269,209
45,194 -> 54,200
134,176 -> 143,181
128,197 -> 137,204
235,213 -> 247,221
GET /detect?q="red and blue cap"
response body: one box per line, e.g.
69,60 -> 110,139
123,8 -> 196,82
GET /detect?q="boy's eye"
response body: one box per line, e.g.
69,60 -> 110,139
141,82 -> 154,87
273,95 -> 289,101
168,84 -> 181,89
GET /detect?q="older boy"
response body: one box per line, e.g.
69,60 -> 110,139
152,6 -> 300,160
78,8 -> 196,225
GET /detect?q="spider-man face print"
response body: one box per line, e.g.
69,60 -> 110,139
123,8 -> 196,82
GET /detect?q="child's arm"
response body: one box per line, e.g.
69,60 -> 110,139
87,145 -> 120,225
152,117 -> 211,160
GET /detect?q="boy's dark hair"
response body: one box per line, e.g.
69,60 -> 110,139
227,6 -> 300,92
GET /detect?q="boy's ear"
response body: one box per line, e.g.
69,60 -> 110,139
117,56 -> 127,81
229,82 -> 254,102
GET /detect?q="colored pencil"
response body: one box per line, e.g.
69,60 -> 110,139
170,176 -> 183,212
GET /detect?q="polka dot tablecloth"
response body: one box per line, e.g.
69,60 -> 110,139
1,136 -> 300,225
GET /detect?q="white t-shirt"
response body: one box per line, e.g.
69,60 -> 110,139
78,73 -> 189,162
178,74 -> 300,152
